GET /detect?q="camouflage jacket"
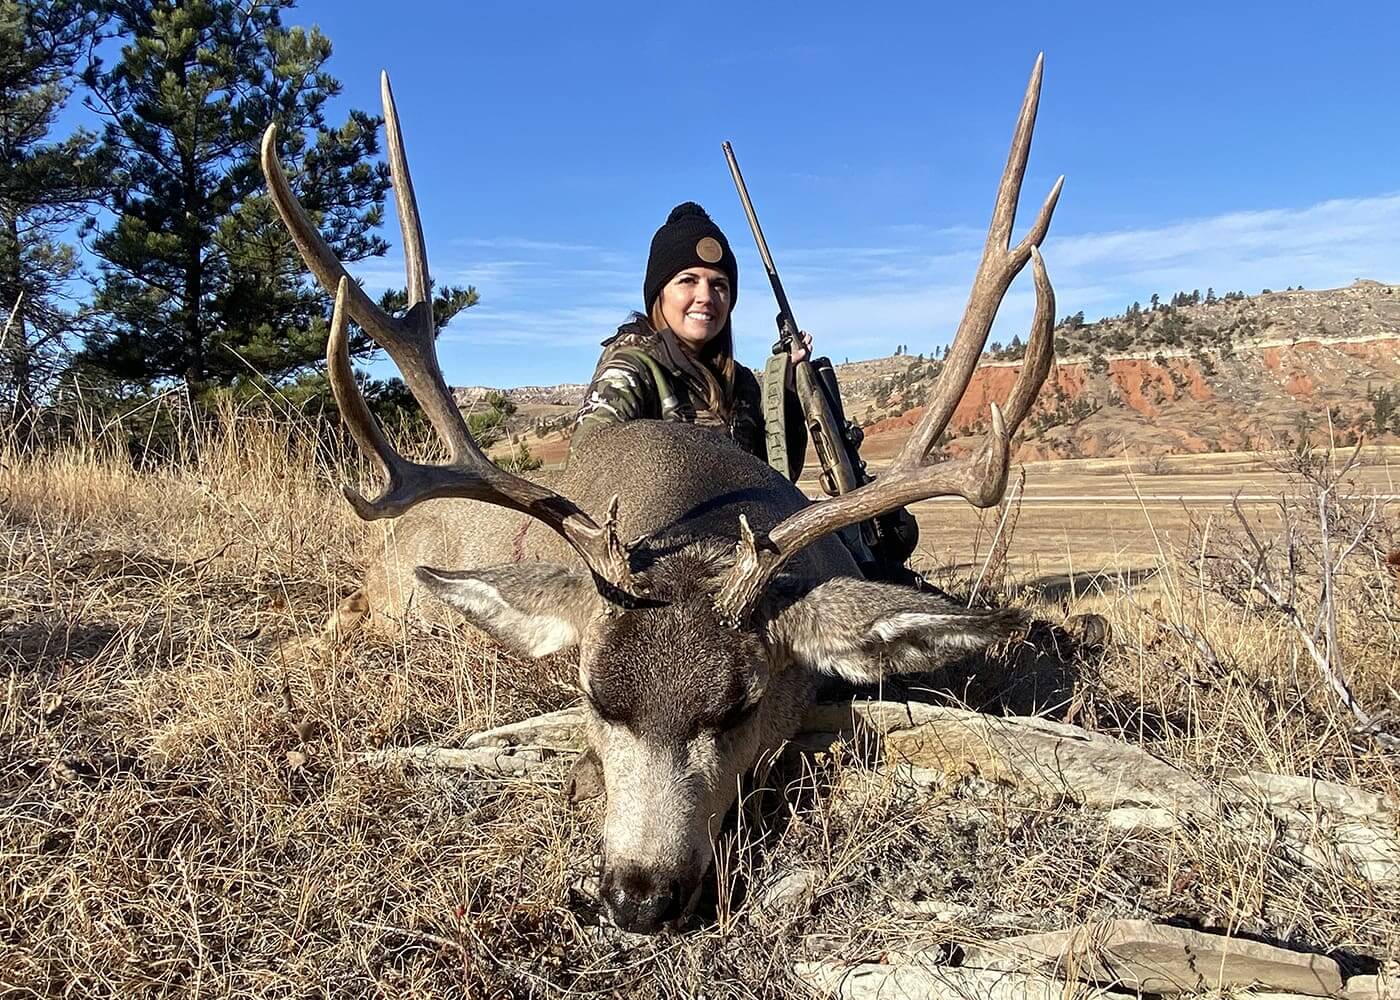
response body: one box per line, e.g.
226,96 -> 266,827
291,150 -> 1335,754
574,320 -> 808,480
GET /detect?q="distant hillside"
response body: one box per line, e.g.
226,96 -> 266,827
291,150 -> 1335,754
459,280 -> 1400,465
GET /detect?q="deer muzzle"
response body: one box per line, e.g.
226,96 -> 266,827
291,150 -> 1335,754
600,864 -> 690,934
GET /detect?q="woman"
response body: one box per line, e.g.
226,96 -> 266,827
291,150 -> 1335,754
573,202 -> 812,480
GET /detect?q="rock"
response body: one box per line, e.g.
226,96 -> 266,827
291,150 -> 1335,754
958,919 -> 1344,996
1225,771 -> 1392,821
811,700 -> 1221,819
795,960 -> 1096,1000
804,700 -> 1399,886
358,706 -> 586,778
757,869 -> 819,921
461,706 -> 586,750
1224,772 -> 1400,884
1104,807 -> 1181,832
566,747 -> 604,803
1344,973 -> 1398,1000
359,742 -> 549,776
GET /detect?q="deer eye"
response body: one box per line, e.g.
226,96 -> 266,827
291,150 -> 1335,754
712,695 -> 759,733
586,690 -> 634,727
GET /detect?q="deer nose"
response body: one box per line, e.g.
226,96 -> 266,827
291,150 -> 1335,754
601,866 -> 685,934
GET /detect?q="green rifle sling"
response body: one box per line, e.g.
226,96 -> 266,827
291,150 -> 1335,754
762,352 -> 792,479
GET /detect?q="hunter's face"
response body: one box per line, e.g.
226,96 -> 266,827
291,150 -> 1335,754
659,267 -> 731,349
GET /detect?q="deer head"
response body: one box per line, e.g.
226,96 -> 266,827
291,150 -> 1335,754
262,57 -> 1061,933
415,535 -> 1025,930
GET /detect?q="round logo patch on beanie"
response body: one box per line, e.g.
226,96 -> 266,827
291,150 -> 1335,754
696,237 -> 723,264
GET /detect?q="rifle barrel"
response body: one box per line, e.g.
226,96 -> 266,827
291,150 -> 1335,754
722,141 -> 797,329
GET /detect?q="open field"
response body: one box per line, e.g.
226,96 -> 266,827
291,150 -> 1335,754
886,449 -> 1400,589
514,437 -> 1400,588
3,417 -> 1398,997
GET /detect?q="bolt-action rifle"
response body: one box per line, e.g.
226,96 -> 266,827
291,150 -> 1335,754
722,142 -> 918,575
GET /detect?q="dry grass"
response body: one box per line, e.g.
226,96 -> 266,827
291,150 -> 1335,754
2,408 -> 1398,997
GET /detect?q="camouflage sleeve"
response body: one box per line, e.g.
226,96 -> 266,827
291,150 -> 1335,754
574,353 -> 661,445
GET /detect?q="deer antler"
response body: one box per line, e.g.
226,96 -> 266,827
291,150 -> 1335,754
716,54 -> 1063,621
263,72 -> 634,594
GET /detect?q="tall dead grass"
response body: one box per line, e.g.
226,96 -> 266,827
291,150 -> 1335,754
2,404 -> 1397,997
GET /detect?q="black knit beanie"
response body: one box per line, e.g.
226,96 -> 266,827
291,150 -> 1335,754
643,202 -> 738,312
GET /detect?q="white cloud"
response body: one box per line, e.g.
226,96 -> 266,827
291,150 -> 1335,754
358,191 -> 1400,383
751,191 -> 1400,359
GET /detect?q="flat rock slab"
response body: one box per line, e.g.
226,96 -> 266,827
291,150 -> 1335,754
757,868 -> 820,922
804,699 -> 1215,816
1223,772 -> 1400,884
959,919 -> 1344,996
805,700 -> 1399,884
459,706 -> 587,750
1343,973 -> 1399,1000
359,706 -> 585,777
795,960 -> 1103,1000
359,699 -> 1399,882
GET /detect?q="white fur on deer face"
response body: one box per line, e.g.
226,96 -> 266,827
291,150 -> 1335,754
589,714 -> 759,932
577,596 -> 773,932
415,559 -> 1026,933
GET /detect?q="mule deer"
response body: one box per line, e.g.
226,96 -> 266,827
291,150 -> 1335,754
262,56 -> 1061,934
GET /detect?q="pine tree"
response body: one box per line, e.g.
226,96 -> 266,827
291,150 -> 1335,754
77,0 -> 475,397
0,0 -> 106,431
1371,387 -> 1396,435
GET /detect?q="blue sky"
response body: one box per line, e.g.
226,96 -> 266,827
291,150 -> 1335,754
93,1 -> 1400,386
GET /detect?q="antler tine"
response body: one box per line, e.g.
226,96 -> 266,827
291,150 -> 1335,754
261,122 -> 473,464
898,54 -> 1063,466
715,58 -> 1061,621
381,72 -> 430,309
1001,246 -> 1056,430
264,79 -> 637,595
326,275 -> 398,497
261,125 -> 393,343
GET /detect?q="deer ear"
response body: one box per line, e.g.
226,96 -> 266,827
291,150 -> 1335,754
763,577 -> 1026,684
414,563 -> 600,657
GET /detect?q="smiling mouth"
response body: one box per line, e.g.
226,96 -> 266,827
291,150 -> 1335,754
685,312 -> 714,323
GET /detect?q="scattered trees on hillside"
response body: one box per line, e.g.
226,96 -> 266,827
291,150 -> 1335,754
462,390 -> 541,470
1039,280 -> 1347,362
465,390 -> 515,449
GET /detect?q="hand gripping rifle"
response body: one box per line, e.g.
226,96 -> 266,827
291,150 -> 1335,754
723,142 -> 918,573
